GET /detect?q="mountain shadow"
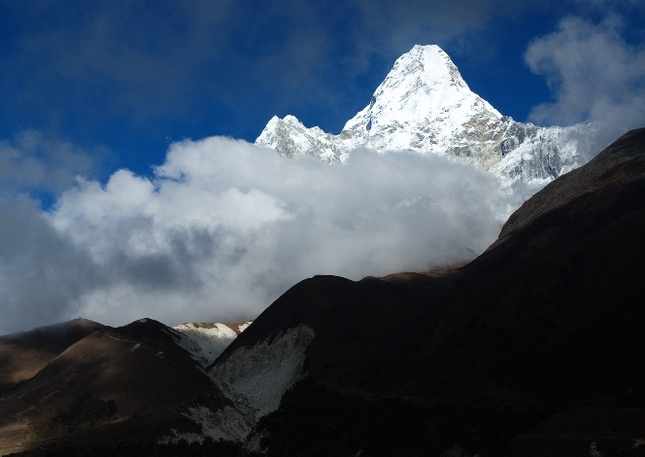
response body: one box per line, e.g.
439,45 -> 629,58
216,128 -> 645,456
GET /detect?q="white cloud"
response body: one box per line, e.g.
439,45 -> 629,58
0,196 -> 101,334
24,137 -> 506,330
525,16 -> 645,129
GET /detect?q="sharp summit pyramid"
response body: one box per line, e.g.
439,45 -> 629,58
256,45 -> 602,193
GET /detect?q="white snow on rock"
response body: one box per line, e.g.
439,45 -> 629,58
173,322 -> 252,368
237,322 -> 251,332
209,324 -> 315,423
256,44 -> 603,202
340,44 -> 506,162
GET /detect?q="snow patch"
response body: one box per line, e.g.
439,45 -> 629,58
209,324 -> 315,423
173,322 -> 251,367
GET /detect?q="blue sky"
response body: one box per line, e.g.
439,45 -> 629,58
1,0 -> 644,333
2,0 -> 643,181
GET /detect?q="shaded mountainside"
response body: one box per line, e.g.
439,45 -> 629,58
0,319 -> 255,456
2,129 -> 645,456
214,128 -> 645,456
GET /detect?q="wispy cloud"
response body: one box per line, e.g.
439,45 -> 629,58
0,130 -> 102,196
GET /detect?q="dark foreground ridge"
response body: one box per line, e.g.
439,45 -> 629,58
1,129 -> 645,456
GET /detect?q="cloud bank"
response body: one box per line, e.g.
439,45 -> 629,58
0,137 -> 506,333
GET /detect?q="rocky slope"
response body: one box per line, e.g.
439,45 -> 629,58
256,45 -> 603,193
0,319 -> 256,456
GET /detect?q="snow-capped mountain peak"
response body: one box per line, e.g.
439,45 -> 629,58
343,44 -> 500,131
360,44 -> 474,120
339,44 -> 505,157
255,44 -> 602,198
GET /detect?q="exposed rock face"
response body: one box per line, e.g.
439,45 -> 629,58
210,324 -> 314,423
256,45 -> 603,191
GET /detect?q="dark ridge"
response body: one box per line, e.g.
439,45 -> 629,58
215,128 -> 645,456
